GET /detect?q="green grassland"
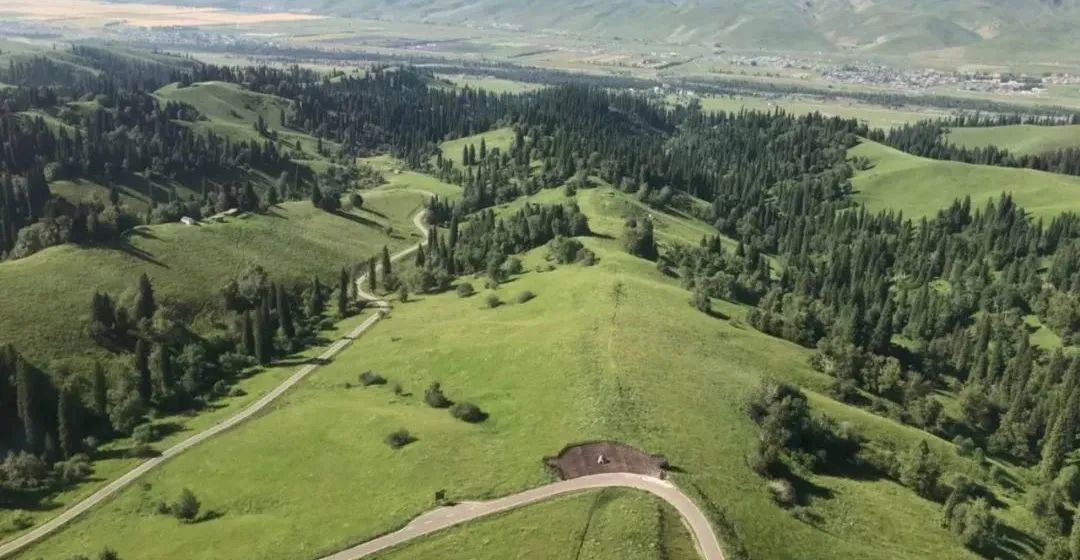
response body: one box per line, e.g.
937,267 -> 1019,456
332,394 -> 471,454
0,310 -> 377,541
155,81 -> 329,157
689,95 -> 949,130
361,155 -> 464,201
945,124 -> 1080,156
373,489 -> 698,560
436,127 -> 516,167
851,139 -> 1080,219
434,74 -> 543,95
19,186 -> 1007,560
0,191 -> 427,366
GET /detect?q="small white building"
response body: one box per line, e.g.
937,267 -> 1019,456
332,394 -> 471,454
180,217 -> 196,226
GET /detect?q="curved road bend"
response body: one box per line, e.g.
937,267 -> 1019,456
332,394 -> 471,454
0,197 -> 433,559
318,473 -> 726,560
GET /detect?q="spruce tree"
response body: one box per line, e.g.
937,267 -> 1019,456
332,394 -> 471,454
337,268 -> 350,317
276,285 -> 295,339
367,258 -> 377,292
242,311 -> 256,357
307,277 -> 325,317
1043,387 -> 1079,478
381,246 -> 392,277
134,273 -> 156,322
15,357 -> 39,453
135,338 -> 152,401
152,344 -> 172,399
57,388 -> 79,458
253,306 -> 271,365
92,361 -> 109,420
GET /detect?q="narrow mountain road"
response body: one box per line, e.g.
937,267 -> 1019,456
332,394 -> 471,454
317,473 -> 725,560
0,195 -> 434,559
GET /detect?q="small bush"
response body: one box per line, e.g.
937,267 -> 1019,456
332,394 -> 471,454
450,402 -> 488,423
393,383 -> 405,396
385,429 -> 417,449
502,257 -> 523,276
456,283 -> 475,298
485,294 -> 502,308
425,382 -> 452,408
172,488 -> 201,522
229,387 -> 247,398
517,290 -> 536,304
359,371 -> 387,386
132,424 -> 158,445
767,479 -> 798,508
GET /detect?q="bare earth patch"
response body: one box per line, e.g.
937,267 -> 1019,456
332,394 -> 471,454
545,442 -> 668,480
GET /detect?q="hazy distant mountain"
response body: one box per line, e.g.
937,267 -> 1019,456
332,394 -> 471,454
156,0 -> 1080,58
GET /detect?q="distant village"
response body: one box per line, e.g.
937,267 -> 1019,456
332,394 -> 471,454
725,55 -> 1080,97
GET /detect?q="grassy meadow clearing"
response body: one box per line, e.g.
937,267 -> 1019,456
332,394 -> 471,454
851,139 -> 1080,219
945,124 -> 1080,156
0,191 -> 426,366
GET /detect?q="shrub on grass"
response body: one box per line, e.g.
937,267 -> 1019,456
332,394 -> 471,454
450,402 -> 488,423
132,424 -> 158,445
502,257 -> 523,276
425,382 -> 452,408
517,290 -> 536,304
485,294 -> 502,308
385,429 -> 417,449
456,282 -> 475,298
767,479 -> 797,508
172,488 -> 201,522
359,371 -> 387,386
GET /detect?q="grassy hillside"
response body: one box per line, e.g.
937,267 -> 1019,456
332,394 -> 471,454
851,139 -> 1080,219
0,191 -> 427,365
945,124 -> 1080,156
373,489 -> 699,560
18,187 -> 1004,560
155,81 -> 327,156
436,127 -> 516,167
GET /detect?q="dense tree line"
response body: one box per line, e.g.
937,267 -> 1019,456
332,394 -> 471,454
874,120 -> 1080,176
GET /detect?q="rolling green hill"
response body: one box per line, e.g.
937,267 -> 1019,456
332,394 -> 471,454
0,191 -> 427,366
945,124 -> 1080,156
851,139 -> 1080,219
155,81 -> 327,156
17,187 -> 1006,560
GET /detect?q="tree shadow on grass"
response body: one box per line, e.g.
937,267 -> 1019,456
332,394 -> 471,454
362,207 -> 389,219
702,308 -> 730,321
986,522 -> 1043,560
108,240 -> 169,268
194,510 -> 224,524
334,210 -> 381,228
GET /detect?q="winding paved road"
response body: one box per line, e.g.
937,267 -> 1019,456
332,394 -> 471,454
0,196 -> 433,560
317,473 -> 725,560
